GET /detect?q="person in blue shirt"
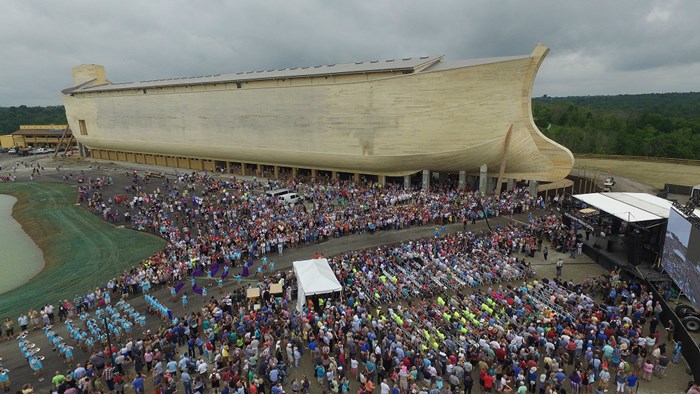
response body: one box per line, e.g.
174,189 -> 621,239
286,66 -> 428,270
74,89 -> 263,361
0,366 -> 10,391
181,370 -> 192,394
365,358 -> 376,381
626,372 -> 638,391
132,372 -> 145,393
65,346 -> 74,366
555,369 -> 566,384
271,382 -> 284,394
29,357 -> 44,381
315,364 -> 326,385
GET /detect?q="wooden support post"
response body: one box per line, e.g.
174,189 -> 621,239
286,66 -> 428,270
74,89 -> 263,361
53,125 -> 70,159
495,124 -> 514,195
66,135 -> 76,155
274,166 -> 279,179
311,169 -> 317,179
331,171 -> 337,180
353,173 -> 360,183
292,167 -> 298,178
241,163 -> 246,176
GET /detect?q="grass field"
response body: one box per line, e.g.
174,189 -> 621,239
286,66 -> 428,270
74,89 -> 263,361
0,182 -> 165,318
575,157 -> 700,190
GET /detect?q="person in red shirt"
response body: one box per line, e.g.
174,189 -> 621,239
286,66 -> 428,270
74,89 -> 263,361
495,347 -> 506,361
482,371 -> 494,393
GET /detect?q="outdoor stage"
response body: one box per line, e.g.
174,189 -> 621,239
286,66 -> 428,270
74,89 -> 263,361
580,232 -> 670,282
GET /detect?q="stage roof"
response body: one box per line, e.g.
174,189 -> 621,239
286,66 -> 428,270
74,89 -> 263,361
573,192 -> 673,223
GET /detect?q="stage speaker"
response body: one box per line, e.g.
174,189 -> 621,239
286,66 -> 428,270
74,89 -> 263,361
611,218 -> 621,235
562,215 -> 571,228
627,232 -> 643,266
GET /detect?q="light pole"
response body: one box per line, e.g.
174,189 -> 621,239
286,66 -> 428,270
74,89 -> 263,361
97,311 -> 115,364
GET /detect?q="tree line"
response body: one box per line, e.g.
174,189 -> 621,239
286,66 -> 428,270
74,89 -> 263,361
0,105 -> 67,135
533,92 -> 700,159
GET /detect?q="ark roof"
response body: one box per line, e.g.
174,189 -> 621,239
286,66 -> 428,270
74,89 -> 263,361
70,56 -> 440,93
66,54 -> 529,94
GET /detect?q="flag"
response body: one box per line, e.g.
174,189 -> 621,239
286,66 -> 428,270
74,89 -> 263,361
192,282 -> 203,295
222,269 -> 229,280
210,263 -> 220,277
191,268 -> 203,277
174,282 -> 185,293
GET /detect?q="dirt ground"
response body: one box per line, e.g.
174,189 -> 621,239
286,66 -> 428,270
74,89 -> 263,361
575,158 -> 700,191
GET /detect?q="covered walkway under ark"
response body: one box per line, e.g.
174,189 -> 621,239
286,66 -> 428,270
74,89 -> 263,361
536,178 -> 575,199
87,147 -> 537,192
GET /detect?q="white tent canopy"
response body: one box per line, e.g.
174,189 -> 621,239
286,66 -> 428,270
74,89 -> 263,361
573,192 -> 673,223
293,258 -> 342,311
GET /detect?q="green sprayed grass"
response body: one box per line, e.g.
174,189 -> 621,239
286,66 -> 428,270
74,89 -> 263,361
0,182 -> 165,318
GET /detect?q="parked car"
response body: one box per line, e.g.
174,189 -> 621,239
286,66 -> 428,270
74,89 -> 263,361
7,148 -> 17,155
278,192 -> 302,205
265,188 -> 291,199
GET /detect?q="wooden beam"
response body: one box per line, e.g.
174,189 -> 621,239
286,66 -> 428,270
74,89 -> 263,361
65,135 -> 75,156
53,125 -> 70,159
495,124 -> 514,195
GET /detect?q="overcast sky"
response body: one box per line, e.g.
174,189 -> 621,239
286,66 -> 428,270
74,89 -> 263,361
1,0 -> 698,106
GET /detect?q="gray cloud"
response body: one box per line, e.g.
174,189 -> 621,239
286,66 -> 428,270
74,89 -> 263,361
1,0 -> 698,105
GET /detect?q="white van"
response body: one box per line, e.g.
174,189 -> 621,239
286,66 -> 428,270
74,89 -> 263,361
278,192 -> 302,205
265,188 -> 290,199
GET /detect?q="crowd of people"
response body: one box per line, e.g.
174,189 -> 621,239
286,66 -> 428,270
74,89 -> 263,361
31,172 -> 549,322
0,170 -> 691,393
30,216 -> 686,394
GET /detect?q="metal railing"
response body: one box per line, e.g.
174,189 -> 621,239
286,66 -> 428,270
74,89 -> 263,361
575,153 -> 700,166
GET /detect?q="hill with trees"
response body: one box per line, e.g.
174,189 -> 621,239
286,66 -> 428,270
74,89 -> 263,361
533,92 -> 700,159
0,106 -> 67,135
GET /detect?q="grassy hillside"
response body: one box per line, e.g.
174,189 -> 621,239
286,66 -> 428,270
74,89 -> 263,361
0,182 -> 165,318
